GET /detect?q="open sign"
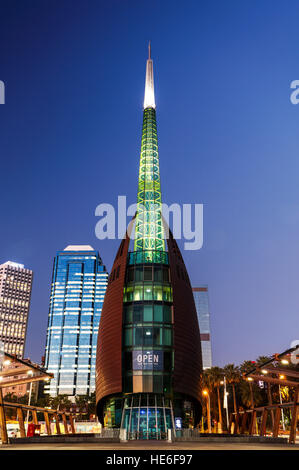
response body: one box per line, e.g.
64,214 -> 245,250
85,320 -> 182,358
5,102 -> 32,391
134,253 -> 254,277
133,350 -> 163,370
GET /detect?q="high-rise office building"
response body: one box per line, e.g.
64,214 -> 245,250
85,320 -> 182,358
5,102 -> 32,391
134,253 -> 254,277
192,286 -> 212,369
0,261 -> 33,357
44,245 -> 108,396
96,45 -> 203,438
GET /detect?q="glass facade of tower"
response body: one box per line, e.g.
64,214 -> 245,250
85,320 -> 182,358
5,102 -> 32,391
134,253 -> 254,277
193,286 -> 212,369
45,246 -> 108,396
101,254 -> 182,436
102,255 -> 176,436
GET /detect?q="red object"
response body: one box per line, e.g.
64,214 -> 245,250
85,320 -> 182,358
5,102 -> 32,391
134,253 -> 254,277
26,423 -> 41,437
27,423 -> 35,437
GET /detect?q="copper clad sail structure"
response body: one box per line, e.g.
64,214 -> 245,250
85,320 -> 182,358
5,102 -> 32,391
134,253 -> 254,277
96,221 -> 134,419
167,231 -> 203,403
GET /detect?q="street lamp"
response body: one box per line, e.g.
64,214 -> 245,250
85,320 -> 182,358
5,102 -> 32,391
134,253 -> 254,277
26,370 -> 34,432
279,385 -> 286,431
202,389 -> 211,433
223,377 -> 229,431
247,377 -> 254,409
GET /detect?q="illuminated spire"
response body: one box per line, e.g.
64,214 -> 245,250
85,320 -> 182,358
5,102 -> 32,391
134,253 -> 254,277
135,44 -> 164,253
143,41 -> 156,109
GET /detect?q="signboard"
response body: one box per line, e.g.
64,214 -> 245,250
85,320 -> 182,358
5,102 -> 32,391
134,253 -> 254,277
175,417 -> 182,429
133,350 -> 163,370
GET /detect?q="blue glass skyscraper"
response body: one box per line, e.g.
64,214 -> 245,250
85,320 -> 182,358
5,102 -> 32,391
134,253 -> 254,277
44,245 -> 108,396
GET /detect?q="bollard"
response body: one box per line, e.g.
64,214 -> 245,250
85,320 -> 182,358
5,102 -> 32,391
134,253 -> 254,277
120,428 -> 127,442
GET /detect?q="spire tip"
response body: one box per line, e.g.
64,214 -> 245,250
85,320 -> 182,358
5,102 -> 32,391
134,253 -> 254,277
144,41 -> 155,109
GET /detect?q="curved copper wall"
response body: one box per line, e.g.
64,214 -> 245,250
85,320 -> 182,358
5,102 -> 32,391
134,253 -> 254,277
95,220 -> 134,421
166,231 -> 203,402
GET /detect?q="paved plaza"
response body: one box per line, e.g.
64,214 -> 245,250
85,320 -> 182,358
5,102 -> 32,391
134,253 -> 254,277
0,440 -> 298,451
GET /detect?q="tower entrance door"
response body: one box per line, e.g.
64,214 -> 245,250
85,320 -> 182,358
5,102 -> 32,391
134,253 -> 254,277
121,394 -> 174,440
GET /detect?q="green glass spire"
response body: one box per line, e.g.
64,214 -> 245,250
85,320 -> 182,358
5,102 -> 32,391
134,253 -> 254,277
134,44 -> 165,253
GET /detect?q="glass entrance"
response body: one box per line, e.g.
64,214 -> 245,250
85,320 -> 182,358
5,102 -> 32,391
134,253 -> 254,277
121,394 -> 174,440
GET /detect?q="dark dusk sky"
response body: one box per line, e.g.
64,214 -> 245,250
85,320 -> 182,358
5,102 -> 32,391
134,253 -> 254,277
0,0 -> 299,366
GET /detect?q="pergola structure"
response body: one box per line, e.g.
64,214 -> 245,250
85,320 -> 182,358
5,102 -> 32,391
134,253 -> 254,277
0,351 -> 76,444
229,345 -> 299,444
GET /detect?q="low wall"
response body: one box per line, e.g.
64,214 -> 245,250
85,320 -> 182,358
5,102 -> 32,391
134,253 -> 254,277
9,433 -> 120,444
173,432 -> 288,444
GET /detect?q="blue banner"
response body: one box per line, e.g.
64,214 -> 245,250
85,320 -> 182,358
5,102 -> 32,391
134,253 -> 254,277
133,350 -> 163,370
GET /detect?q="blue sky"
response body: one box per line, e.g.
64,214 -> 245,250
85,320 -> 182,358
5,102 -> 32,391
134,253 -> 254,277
1,0 -> 299,366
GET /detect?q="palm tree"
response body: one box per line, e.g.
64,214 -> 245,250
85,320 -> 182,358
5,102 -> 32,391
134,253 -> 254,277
223,364 -> 240,415
203,369 -> 218,427
87,392 -> 96,418
202,368 -> 214,392
239,379 -> 263,409
239,360 -> 257,409
239,360 -> 257,375
206,366 -> 224,431
256,355 -> 274,426
75,395 -> 89,419
73,393 -> 97,419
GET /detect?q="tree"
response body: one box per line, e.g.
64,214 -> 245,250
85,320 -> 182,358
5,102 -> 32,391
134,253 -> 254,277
75,393 -> 96,420
239,379 -> 264,408
239,360 -> 257,375
205,367 -> 224,430
223,364 -> 241,415
87,392 -> 96,417
49,394 -> 72,412
256,355 -> 276,427
255,356 -> 272,367
238,369 -> 266,409
3,393 -> 19,420
34,394 -> 51,409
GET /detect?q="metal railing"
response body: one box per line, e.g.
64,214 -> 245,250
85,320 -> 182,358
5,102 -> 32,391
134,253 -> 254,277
98,428 -> 120,439
229,398 -> 299,444
0,399 -> 76,444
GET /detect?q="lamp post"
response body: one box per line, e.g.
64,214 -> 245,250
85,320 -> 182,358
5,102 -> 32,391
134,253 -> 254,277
279,385 -> 286,431
203,389 -> 211,433
247,377 -> 254,408
25,370 -> 33,432
221,377 -> 229,431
